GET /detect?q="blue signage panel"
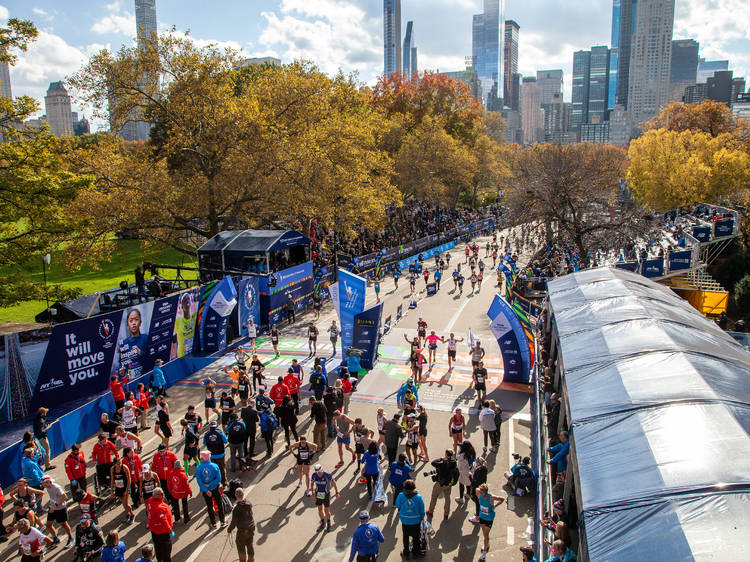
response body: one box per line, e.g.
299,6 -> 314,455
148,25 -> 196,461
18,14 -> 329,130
714,219 -> 734,238
642,258 -> 665,278
199,276 -> 238,353
352,303 -> 383,370
238,276 -> 260,337
337,269 -> 366,358
668,250 -> 692,272
487,295 -> 531,384
692,226 -> 711,243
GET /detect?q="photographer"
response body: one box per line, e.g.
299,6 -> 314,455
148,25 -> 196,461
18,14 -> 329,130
425,449 -> 459,521
504,456 -> 536,496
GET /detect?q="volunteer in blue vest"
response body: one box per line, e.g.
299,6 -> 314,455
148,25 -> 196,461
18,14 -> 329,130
195,451 -> 226,528
388,453 -> 413,503
394,479 -> 426,559
476,483 -> 506,561
348,511 -> 384,562
203,420 -> 228,487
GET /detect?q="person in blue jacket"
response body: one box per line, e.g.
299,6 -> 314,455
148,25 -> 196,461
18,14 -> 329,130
195,451 -> 226,528
259,405 -> 278,457
203,420 -> 229,486
348,511 -> 384,562
21,446 -> 45,488
396,379 -> 419,409
388,453 -> 413,502
309,365 -> 328,401
151,359 -> 167,397
548,431 -> 569,476
394,479 -> 426,558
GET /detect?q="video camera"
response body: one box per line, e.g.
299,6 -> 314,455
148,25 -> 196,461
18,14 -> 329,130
512,452 -> 522,461
423,469 -> 439,482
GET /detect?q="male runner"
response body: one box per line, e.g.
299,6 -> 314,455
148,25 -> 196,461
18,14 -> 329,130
473,361 -> 488,404
307,323 -> 319,356
310,464 -> 339,532
442,333 -> 464,370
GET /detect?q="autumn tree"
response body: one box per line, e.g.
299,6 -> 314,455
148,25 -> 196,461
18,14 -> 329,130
69,34 -> 399,255
503,143 -> 651,267
644,100 -> 740,137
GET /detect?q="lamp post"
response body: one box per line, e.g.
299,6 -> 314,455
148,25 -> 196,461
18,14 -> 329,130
42,253 -> 51,324
333,196 -> 347,282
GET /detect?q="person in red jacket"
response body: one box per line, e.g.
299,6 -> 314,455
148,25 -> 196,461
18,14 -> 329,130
64,444 -> 87,493
340,372 -> 353,414
146,488 -> 173,562
123,447 -> 143,508
91,433 -> 118,490
166,460 -> 192,524
135,383 -> 151,430
283,368 -> 302,415
152,444 -> 178,504
110,372 -> 130,410
269,377 -> 290,409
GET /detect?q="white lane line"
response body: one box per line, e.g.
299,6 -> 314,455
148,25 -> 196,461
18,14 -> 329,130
507,525 -> 515,545
507,417 -> 515,469
514,432 -> 532,447
443,295 -> 471,333
510,412 -> 531,422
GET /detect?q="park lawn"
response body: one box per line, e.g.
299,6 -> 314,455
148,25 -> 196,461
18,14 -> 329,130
0,239 -> 198,323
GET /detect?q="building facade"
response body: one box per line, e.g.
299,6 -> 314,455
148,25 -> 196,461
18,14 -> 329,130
625,0 -> 675,130
521,76 -> 545,144
403,21 -> 418,79
0,61 -> 11,99
580,122 -> 610,144
588,46 -> 610,124
609,104 -> 633,145
536,69 -> 563,106
503,20 -> 519,110
44,81 -> 74,137
571,50 -> 591,131
472,0 -> 505,108
733,93 -> 750,121
616,0 -> 634,107
608,0 -> 621,109
440,68 -> 482,100
669,39 -> 699,101
384,0 -> 402,77
135,0 -> 157,49
697,60 -> 728,84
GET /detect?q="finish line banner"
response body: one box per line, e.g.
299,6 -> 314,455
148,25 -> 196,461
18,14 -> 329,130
487,294 -> 531,384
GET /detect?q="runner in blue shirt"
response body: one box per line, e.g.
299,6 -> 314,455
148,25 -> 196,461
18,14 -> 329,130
348,511 -> 384,562
476,483 -> 506,561
310,464 -> 339,532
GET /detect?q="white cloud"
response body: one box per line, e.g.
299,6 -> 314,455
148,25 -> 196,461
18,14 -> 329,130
0,5 -> 8,21
91,11 -> 136,37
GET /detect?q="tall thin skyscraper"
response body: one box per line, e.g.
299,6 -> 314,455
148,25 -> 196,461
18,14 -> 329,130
45,81 -> 74,137
135,0 -> 157,49
472,0 -> 505,108
383,0 -> 402,77
588,46 -> 610,123
669,39 -> 699,101
504,20 -> 519,110
0,62 -> 12,99
572,51 -> 591,130
626,0 -> 675,128
616,0 -> 634,107
608,0 -> 620,109
403,21 -> 418,79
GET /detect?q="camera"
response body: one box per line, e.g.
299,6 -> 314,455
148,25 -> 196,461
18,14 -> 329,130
512,453 -> 522,461
423,469 -> 438,482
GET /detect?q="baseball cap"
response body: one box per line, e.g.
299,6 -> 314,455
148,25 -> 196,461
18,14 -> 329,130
314,464 -> 322,471
142,464 -> 150,472
358,511 -> 370,521
124,400 -> 133,407
209,420 -> 218,427
158,443 -> 166,451
407,378 -> 413,383
456,408 -> 462,414
408,413 -> 417,418
173,460 -> 182,469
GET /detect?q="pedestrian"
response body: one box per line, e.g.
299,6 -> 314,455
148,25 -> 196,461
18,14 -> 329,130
237,369 -> 251,407
41,476 -> 73,548
449,408 -> 466,453
290,435 -> 318,494
333,410 -> 356,467
323,386 -> 339,438
64,444 -> 87,494
179,419 -> 199,474
374,278 -> 381,302
119,400 -> 142,436
424,331 -> 440,365
479,401 -> 498,453
167,460 -> 192,524
283,367 -> 302,415
100,530 -> 126,562
384,413 -> 405,465
310,463 -> 339,532
251,355 -> 268,395
226,414 -> 248,472
109,457 -> 135,523
404,414 -> 420,464
475,484 -> 506,561
110,373 -> 129,411
327,320 -> 339,356
426,450 -> 458,521
152,444 -> 178,505
393,268 -> 400,289
455,441 -> 476,506
376,408 -> 386,446
203,420 -> 229,486
219,391 -> 235,432
310,366 -> 327,401
227,488 -> 256,562
92,433 -> 118,491
135,264 -> 147,302
32,408 -> 54,471
416,405 -> 429,461
140,464 -> 160,505
340,372 -> 353,414
388,453 -> 413,504
277,395 -> 299,446
394,479 -> 425,559
286,293 -> 296,324
470,340 -> 485,368
409,272 -> 416,295
348,511 -> 384,562
115,425 -> 142,454
259,404 -> 278,457
146,488 -> 174,562
135,544 -> 155,562
352,418 -> 374,473
135,383 -> 151,430
240,402 -> 259,461
309,397 -> 328,451
72,515 -> 104,561
269,376 -> 291,410
490,399 -> 503,445
195,451 -> 226,528
360,442 -> 380,499
313,291 -> 322,320
469,457 -> 489,522
203,377 -> 220,423
155,398 -> 173,449
123,447 -> 143,508
307,323 -> 319,355
151,359 -> 167,397
434,267 -> 442,291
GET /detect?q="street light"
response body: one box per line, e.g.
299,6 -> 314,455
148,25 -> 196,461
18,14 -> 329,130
333,196 -> 347,282
42,253 -> 51,324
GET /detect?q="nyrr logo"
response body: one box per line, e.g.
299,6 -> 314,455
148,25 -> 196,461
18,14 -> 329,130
39,378 -> 64,391
98,319 -> 115,340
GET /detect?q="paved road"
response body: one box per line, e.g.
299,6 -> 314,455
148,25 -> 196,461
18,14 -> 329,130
0,232 -> 534,562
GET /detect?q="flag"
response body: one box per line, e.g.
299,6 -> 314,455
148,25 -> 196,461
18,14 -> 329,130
375,254 -> 383,279
468,327 -> 477,349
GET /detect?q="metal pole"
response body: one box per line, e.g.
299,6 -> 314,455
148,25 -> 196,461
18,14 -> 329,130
42,254 -> 51,324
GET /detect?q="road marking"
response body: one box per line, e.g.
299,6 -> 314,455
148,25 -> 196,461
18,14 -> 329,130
443,295 -> 471,332
508,417 -> 515,469
507,525 -> 515,545
515,432 -> 532,447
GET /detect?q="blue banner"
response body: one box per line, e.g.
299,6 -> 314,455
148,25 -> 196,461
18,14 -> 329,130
714,219 -> 734,238
352,303 -> 383,370
668,250 -> 692,272
615,262 -> 639,272
237,276 -> 260,337
426,283 -> 437,296
692,226 -> 711,243
487,295 -> 531,384
642,258 -> 665,278
259,262 -> 314,326
395,241 -> 455,271
337,269 -> 366,358
198,276 -> 237,353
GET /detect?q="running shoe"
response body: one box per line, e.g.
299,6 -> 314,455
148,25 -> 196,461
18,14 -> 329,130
480,549 -> 487,560
317,520 -> 326,532
326,522 -> 333,532
469,516 -> 480,524
52,537 -> 60,545
297,480 -> 302,488
305,489 -> 312,497
65,536 -> 73,548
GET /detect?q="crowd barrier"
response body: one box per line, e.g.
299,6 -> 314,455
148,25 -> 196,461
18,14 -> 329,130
0,355 -> 218,488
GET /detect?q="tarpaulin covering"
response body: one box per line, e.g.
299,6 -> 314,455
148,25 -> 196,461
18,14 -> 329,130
546,268 -> 750,561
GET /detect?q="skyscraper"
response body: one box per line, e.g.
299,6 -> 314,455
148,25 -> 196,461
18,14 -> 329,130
536,70 -> 563,105
625,0 -> 675,129
0,62 -> 11,99
135,0 -> 157,49
608,0 -> 621,109
588,45 -> 610,123
403,21 -> 418,79
383,0 -> 402,77
572,51 -> 591,131
504,20 -> 519,110
697,60 -> 728,83
44,81 -> 74,137
615,0 -> 634,107
521,76 -> 545,144
669,39 -> 699,101
472,0 -> 505,108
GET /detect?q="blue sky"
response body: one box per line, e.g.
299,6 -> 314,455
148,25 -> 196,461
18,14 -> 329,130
2,0 -> 749,125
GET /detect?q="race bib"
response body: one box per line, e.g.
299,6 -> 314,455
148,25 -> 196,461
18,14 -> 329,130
22,543 -> 31,554
316,491 -> 326,500
477,376 -> 484,383
299,451 -> 309,460
480,505 -> 490,516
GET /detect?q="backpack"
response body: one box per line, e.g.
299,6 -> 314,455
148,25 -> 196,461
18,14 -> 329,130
264,413 -> 278,431
221,492 -> 233,514
311,373 -> 323,387
447,463 -> 461,487
227,421 -> 245,440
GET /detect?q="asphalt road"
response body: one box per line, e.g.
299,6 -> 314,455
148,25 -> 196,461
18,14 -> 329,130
0,232 -> 534,562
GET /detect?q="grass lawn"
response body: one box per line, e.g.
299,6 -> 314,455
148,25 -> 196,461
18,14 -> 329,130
0,239 -> 198,323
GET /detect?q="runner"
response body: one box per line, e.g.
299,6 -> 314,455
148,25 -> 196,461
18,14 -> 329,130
333,410 -> 356,467
416,405 -> 429,461
250,355 -> 266,394
179,418 -> 199,474
404,414 -> 419,464
470,340 -> 486,369
290,358 -> 304,382
422,266 -> 430,287
17,518 -> 52,562
402,390 -> 418,418
283,367 -> 303,415
307,323 -> 319,356
115,425 -> 142,454
473,361 -> 488,404
310,464 -> 339,532
235,347 -> 252,377
445,252 -> 451,267
289,436 -> 318,493
202,377 -> 220,423
409,272 -> 417,295
72,515 -> 104,561
312,291 -> 322,320
140,465 -> 160,504
474,484 -> 506,561
155,399 -> 173,449
449,409 -> 467,453
492,248 -> 498,267
245,318 -> 258,351
403,333 -> 420,357
397,378 -> 419,409
269,324 -> 280,357
425,331 -> 441,364
109,457 -> 134,523
452,267 -> 459,291
118,400 -> 141,435
352,418 -> 374,475
416,317 -> 427,347
41,476 -> 73,548
412,349 -> 427,384
237,369 -> 251,407
327,320 -> 339,356
477,270 -> 483,291
465,246 -> 470,263
376,408 -> 386,446
442,333 -> 464,370
224,365 -> 241,399
470,272 -> 477,292
122,447 -> 143,508
374,277 -> 381,303
434,267 -> 442,290
457,272 -> 465,294
73,490 -> 101,525
392,268 -> 400,289
220,391 -> 236,431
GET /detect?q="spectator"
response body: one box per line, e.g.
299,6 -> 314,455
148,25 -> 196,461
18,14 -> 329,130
196,451 -> 226,528
227,488 -> 256,562
145,488 -> 173,562
167,460 -> 192,524
548,431 -> 570,481
426,449 -> 458,521
384,414 -> 405,465
21,447 -> 44,489
394,479 -> 425,558
101,530 -> 126,562
32,408 -> 54,471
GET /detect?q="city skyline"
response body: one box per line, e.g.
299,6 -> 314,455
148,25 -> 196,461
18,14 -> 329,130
2,0 -> 749,126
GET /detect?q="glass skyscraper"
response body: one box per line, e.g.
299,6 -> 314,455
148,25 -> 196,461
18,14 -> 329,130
403,20 -> 417,79
135,0 -> 157,49
383,0 -> 402,77
471,0 -> 505,108
608,0 -> 620,109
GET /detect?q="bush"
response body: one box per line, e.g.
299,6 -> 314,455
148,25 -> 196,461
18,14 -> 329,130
734,274 -> 750,319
